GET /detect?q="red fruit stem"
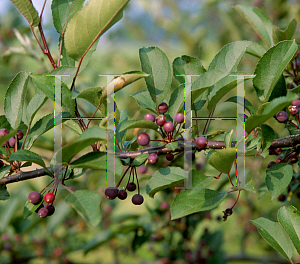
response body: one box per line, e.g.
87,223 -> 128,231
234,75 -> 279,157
40,179 -> 55,194
231,190 -> 241,209
288,120 -> 300,129
116,165 -> 131,188
156,143 -> 167,155
115,135 -> 122,152
227,172 -> 235,187
214,172 -> 222,179
134,167 -> 140,195
124,167 -> 133,191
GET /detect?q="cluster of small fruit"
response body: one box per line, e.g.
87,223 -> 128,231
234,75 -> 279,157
0,128 -> 24,172
0,128 -> 23,149
28,191 -> 56,218
140,102 -> 208,165
105,166 -> 144,205
275,98 -> 300,129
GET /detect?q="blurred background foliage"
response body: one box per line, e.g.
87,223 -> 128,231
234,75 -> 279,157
0,0 -> 300,263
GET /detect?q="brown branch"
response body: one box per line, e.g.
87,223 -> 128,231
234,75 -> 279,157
1,134 -> 299,185
0,168 -> 52,185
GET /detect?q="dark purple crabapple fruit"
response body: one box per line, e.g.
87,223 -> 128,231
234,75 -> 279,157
276,111 -> 288,123
137,165 -> 147,174
278,194 -> 286,202
8,137 -> 15,148
105,187 -> 119,200
224,208 -> 233,216
156,115 -> 166,126
144,113 -> 156,122
44,193 -> 55,203
174,113 -> 184,123
132,194 -> 144,205
38,207 -> 48,218
17,129 -> 24,140
0,128 -> 9,137
292,99 -> 300,107
28,191 -> 42,205
45,204 -> 55,216
196,136 -> 207,149
158,102 -> 168,114
166,153 -> 174,161
126,182 -> 136,192
163,122 -> 174,132
118,190 -> 127,200
148,153 -> 158,164
137,132 -> 150,146
276,156 -> 283,163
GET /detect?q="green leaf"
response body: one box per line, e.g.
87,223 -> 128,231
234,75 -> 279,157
146,167 -> 185,197
10,0 -> 39,27
278,205 -> 300,254
224,129 -> 234,149
253,40 -> 298,102
8,150 -> 49,172
260,124 -> 275,153
101,71 -> 149,101
146,167 -> 212,198
251,217 -> 293,260
62,126 -> 107,163
51,0 -> 85,34
0,166 -> 10,181
25,112 -> 70,149
31,74 -> 75,115
4,71 -> 31,129
0,185 -> 10,200
24,88 -> 47,126
171,188 -> 227,220
118,120 -> 158,132
115,110 -> 128,151
131,154 -> 148,167
60,37 -> 75,66
75,87 -> 103,109
266,163 -> 293,201
23,198 -> 43,219
245,93 -> 297,133
272,19 -> 297,44
139,47 -> 172,106
50,66 -> 77,85
130,90 -> 157,113
235,5 -> 274,46
69,152 -> 122,176
192,70 -> 228,103
165,141 -> 178,151
207,73 -> 254,111
246,42 -> 266,58
65,0 -> 129,61
208,41 -> 251,72
172,55 -> 206,84
208,148 -> 236,174
225,96 -> 256,115
168,85 -> 185,119
65,190 -> 101,227
64,120 -> 82,135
